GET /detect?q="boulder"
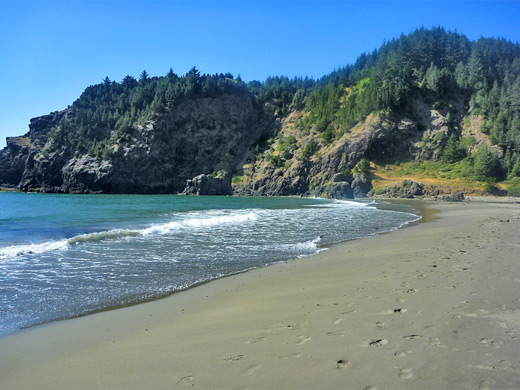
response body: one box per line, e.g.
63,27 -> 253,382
312,181 -> 353,199
382,180 -> 424,198
438,191 -> 465,202
352,173 -> 373,198
324,182 -> 354,199
182,172 -> 232,196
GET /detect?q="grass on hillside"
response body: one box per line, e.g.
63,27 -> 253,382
371,160 -> 502,195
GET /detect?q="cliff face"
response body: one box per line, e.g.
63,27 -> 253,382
2,29 -> 517,196
0,95 -> 490,197
234,98 -> 471,198
0,95 -> 277,193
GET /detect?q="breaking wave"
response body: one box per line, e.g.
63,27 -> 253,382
0,211 -> 259,260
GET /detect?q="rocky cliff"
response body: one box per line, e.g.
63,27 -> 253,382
2,27 -> 517,197
0,94 -> 496,198
233,97 -> 476,198
0,95 -> 277,194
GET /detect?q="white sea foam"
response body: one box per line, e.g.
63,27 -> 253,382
305,199 -> 372,208
0,211 -> 259,260
282,236 -> 325,258
0,240 -> 69,259
333,199 -> 373,207
183,212 -> 257,228
141,221 -> 184,236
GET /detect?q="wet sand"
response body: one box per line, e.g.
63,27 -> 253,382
1,200 -> 520,389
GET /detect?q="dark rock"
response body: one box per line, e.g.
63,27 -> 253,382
351,173 -> 373,198
182,172 -> 232,196
0,95 -> 276,194
439,191 -> 465,202
322,182 -> 354,199
380,180 -> 424,198
331,172 -> 349,183
313,181 -> 354,199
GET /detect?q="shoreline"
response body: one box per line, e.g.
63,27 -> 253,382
2,197 -> 418,338
1,199 -> 520,388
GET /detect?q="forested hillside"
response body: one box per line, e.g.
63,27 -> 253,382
1,27 -> 519,196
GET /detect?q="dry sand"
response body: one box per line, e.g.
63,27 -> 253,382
1,200 -> 520,389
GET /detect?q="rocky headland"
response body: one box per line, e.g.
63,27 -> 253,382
1,28 -> 519,198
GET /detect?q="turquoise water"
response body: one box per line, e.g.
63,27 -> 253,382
0,193 -> 419,337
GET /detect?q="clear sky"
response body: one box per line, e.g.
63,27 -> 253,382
1,0 -> 520,148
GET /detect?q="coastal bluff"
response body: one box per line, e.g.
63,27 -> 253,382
2,28 -> 519,197
0,95 -> 277,194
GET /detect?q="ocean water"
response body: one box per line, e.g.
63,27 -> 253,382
0,193 -> 419,337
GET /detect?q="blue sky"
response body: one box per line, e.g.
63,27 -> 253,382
1,1 -> 520,148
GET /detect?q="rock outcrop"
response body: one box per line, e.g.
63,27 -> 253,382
0,94 -> 491,198
239,112 -> 416,198
0,95 -> 276,193
182,172 -> 232,196
379,180 -> 426,198
438,191 -> 465,202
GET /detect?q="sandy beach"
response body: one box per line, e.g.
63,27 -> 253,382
1,199 -> 520,389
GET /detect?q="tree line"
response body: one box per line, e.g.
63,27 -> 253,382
45,27 -> 520,182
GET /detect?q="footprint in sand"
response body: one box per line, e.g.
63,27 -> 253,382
369,338 -> 388,347
479,379 -> 496,390
398,368 -> 413,379
403,334 -> 422,340
395,351 -> 410,358
333,318 -> 343,324
376,321 -> 386,329
243,365 -> 261,375
224,354 -> 245,362
296,335 -> 311,345
341,309 -> 357,315
279,352 -> 302,359
336,359 -> 351,370
429,338 -> 441,346
286,324 -> 301,330
480,338 -> 502,348
245,337 -> 266,344
327,330 -> 346,337
471,360 -> 514,372
176,376 -> 194,386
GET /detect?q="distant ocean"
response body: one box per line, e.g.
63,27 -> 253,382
0,193 -> 419,337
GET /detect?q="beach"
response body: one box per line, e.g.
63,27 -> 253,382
1,199 -> 520,389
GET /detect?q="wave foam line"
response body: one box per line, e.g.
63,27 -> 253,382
283,236 -> 323,253
333,199 -> 372,207
184,212 -> 257,228
0,212 -> 259,259
0,240 -> 69,259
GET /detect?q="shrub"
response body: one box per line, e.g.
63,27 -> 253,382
300,139 -> 319,160
473,144 -> 502,180
266,153 -> 283,168
507,177 -> 520,197
354,159 -> 371,175
341,167 -> 353,181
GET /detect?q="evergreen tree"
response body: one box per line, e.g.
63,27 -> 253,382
473,144 -> 502,179
443,135 -> 467,163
